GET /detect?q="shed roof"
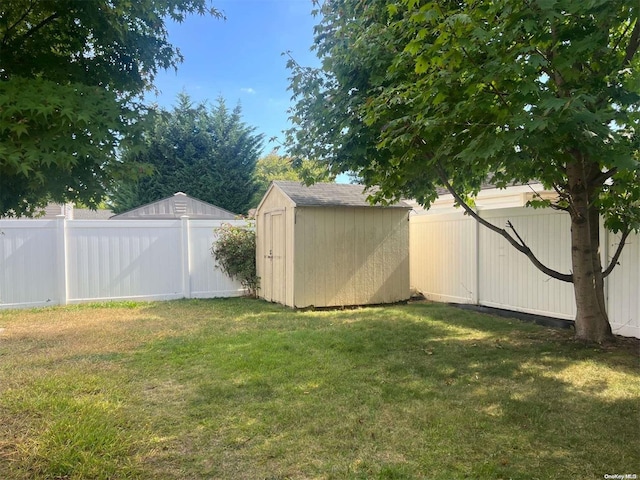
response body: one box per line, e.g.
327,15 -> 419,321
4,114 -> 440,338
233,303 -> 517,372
110,192 -> 237,219
272,181 -> 411,208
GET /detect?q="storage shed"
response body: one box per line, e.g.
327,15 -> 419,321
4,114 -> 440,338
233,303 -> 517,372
110,192 -> 237,219
256,181 -> 411,308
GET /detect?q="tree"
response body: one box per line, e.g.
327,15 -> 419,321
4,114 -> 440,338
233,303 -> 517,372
0,0 -> 222,217
252,151 -> 332,206
286,0 -> 640,343
111,93 -> 263,215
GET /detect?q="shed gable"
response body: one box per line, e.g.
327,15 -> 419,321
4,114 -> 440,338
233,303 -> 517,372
111,192 -> 237,219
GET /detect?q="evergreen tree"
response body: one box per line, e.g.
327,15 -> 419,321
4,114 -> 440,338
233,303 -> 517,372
112,94 -> 263,215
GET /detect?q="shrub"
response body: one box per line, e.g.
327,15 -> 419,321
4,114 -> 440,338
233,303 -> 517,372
211,223 -> 259,296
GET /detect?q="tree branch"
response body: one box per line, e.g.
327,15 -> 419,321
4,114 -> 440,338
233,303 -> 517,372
548,23 -> 570,94
612,21 -> 632,57
436,164 -> 573,283
533,47 -> 560,83
603,229 -> 631,278
1,1 -> 36,48
548,202 -> 571,213
433,0 -> 512,111
525,183 -> 570,212
551,182 -> 579,217
623,19 -> 640,68
15,11 -> 61,46
591,167 -> 618,186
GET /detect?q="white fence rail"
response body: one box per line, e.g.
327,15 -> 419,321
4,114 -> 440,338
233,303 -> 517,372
410,208 -> 640,339
0,217 -> 246,309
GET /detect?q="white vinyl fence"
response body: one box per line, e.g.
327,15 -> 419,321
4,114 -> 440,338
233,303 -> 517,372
410,208 -> 640,339
4,210 -> 638,339
0,217 -> 247,309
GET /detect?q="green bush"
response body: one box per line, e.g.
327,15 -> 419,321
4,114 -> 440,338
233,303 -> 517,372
211,223 -> 259,296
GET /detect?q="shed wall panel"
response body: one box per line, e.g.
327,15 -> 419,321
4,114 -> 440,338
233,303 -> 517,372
293,207 -> 409,308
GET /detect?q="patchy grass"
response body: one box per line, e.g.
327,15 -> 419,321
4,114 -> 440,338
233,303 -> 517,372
0,299 -> 638,479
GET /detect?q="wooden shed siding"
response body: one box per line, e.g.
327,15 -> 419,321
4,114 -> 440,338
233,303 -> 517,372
293,207 -> 409,308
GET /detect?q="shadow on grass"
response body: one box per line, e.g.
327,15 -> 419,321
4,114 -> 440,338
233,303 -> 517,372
127,298 -> 639,479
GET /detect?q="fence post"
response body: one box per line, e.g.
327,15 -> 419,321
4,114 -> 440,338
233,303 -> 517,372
600,218 -> 609,310
56,215 -> 68,306
181,215 -> 191,298
472,209 -> 480,305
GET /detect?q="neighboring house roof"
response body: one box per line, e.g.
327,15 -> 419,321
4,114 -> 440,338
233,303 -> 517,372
1,203 -> 113,220
434,179 -> 531,197
110,192 -> 237,219
271,181 -> 411,208
410,182 -> 552,214
73,208 -> 114,220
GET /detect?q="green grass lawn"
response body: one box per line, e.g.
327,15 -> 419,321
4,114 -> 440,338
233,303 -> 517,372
0,298 -> 638,479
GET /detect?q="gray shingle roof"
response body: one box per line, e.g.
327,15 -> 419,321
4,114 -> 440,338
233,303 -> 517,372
73,208 -> 114,220
273,181 -> 411,208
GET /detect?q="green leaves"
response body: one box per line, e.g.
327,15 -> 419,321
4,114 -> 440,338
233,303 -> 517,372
0,0 -> 222,217
285,0 -> 640,235
211,223 -> 258,296
0,77 -> 150,216
252,153 -> 331,206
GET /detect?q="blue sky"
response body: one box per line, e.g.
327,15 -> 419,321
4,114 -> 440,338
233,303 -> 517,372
150,0 -> 321,155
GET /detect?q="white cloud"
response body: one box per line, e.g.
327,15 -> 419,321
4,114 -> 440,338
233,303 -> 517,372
241,87 -> 257,95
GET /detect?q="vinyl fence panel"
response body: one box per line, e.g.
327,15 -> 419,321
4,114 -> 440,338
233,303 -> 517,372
410,208 -> 640,339
410,213 -> 477,304
606,232 -> 640,338
478,208 -> 575,319
65,220 -> 185,303
0,218 -> 247,309
188,219 -> 247,298
0,220 -> 60,308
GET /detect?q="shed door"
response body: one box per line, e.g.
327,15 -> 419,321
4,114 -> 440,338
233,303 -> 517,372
263,211 -> 286,304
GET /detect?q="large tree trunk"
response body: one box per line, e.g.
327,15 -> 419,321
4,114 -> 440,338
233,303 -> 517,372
568,162 -> 614,343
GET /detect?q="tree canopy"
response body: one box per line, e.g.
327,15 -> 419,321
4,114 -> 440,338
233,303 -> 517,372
110,94 -> 263,215
0,0 -> 222,217
286,0 -> 640,342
